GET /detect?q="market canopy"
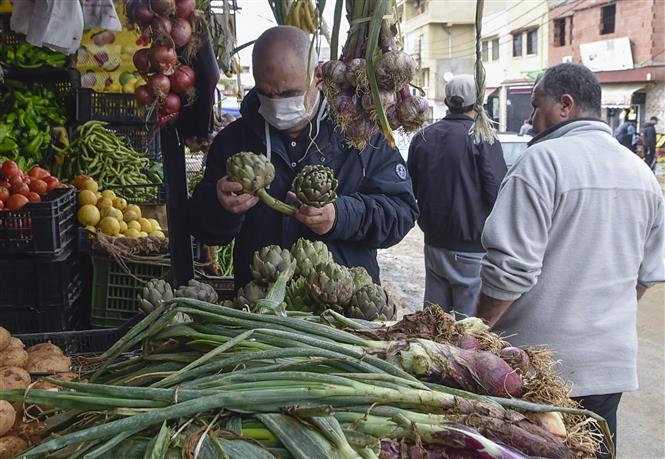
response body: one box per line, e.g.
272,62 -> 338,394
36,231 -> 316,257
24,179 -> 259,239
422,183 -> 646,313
601,83 -> 645,108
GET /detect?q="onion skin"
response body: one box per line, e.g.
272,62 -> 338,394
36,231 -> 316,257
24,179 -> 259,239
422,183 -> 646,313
175,0 -> 196,18
151,16 -> 172,35
397,92 -> 428,132
459,349 -> 524,398
169,65 -> 196,94
160,92 -> 182,115
150,0 -> 176,16
321,60 -> 347,87
386,105 -> 401,130
148,73 -> 171,100
345,58 -> 368,89
360,90 -> 396,112
171,18 -> 193,48
375,51 -> 417,91
149,45 -> 177,75
499,346 -> 531,374
451,334 -> 482,351
135,84 -> 156,106
132,48 -> 151,73
131,2 -> 154,26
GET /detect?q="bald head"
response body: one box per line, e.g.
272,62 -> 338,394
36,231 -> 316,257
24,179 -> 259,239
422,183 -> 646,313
253,26 -> 318,77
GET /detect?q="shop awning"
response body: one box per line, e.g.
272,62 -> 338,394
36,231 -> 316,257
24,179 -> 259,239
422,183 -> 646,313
484,87 -> 498,98
601,83 -> 644,108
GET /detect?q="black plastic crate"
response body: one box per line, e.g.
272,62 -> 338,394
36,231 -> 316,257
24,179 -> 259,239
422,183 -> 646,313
75,88 -> 156,124
0,188 -> 77,256
105,183 -> 166,206
14,316 -> 141,355
108,124 -> 161,161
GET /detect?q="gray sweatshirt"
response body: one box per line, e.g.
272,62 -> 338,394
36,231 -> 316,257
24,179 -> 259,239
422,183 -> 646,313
480,119 -> 665,397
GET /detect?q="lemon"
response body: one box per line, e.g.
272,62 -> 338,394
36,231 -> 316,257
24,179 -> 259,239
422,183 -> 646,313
138,217 -> 153,233
123,228 -> 141,238
113,197 -> 127,211
127,220 -> 141,231
120,221 -> 128,233
126,204 -> 141,219
101,190 -> 117,200
102,207 -> 123,224
97,197 -> 113,211
77,204 -> 101,226
78,189 -> 98,206
139,231 -> 148,238
99,216 -> 120,236
148,218 -> 161,230
123,210 -> 139,222
85,225 -> 97,234
96,192 -> 102,200
149,230 -> 166,239
123,81 -> 137,94
81,179 -> 99,192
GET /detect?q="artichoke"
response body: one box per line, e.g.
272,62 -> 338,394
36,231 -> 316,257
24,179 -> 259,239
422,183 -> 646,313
175,279 -> 219,304
349,266 -> 373,292
234,281 -> 268,308
137,279 -> 174,314
226,151 -> 296,215
291,165 -> 338,208
346,284 -> 397,321
285,277 -> 313,313
251,245 -> 296,284
305,262 -> 354,310
291,238 -> 334,279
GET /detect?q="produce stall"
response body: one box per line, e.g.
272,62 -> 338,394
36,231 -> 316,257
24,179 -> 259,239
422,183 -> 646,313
0,0 -> 615,457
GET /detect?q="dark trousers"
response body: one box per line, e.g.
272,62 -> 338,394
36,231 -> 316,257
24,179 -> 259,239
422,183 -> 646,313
571,393 -> 622,459
644,144 -> 657,171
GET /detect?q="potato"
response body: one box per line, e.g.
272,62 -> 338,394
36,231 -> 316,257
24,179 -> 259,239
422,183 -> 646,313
9,419 -> 47,445
32,372 -> 78,391
6,338 -> 24,350
26,343 -> 63,356
0,349 -> 28,368
26,354 -> 71,374
0,401 -> 16,436
0,435 -> 28,458
0,328 -> 9,352
0,367 -> 30,391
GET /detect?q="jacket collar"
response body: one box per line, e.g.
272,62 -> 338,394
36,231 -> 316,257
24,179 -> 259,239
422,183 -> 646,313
528,118 -> 612,147
443,113 -> 474,122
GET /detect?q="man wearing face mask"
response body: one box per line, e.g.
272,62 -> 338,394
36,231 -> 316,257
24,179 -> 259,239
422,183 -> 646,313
188,26 -> 418,289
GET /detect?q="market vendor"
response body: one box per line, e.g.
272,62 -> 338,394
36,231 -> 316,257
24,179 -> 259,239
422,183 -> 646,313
188,26 -> 418,289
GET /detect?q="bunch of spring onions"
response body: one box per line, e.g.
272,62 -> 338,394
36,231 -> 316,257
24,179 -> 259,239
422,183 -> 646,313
0,299 -> 611,458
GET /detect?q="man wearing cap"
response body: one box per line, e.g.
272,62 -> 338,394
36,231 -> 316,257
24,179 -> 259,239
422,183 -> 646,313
407,74 -> 507,318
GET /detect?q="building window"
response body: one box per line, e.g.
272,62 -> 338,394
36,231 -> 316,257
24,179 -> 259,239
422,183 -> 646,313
482,40 -> 489,61
513,33 -> 522,57
527,29 -> 538,54
600,3 -> 616,35
492,38 -> 499,60
554,18 -> 566,46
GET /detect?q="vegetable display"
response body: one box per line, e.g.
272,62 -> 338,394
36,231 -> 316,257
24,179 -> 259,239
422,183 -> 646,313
322,0 -> 427,150
0,41 -> 67,68
0,161 -> 63,211
0,83 -> 66,170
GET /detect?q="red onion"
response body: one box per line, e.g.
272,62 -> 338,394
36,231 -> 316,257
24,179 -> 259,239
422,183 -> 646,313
345,58 -> 368,89
375,51 -> 417,91
499,346 -> 531,374
132,3 -> 154,26
160,92 -> 181,115
386,105 -> 400,130
151,16 -> 172,36
132,48 -> 151,73
397,93 -> 428,132
135,84 -> 156,106
459,349 -> 524,398
149,45 -> 177,75
360,90 -> 396,112
321,60 -> 347,87
175,0 -> 196,18
170,18 -> 192,48
169,65 -> 196,93
451,334 -> 482,350
148,73 -> 171,99
150,0 -> 175,16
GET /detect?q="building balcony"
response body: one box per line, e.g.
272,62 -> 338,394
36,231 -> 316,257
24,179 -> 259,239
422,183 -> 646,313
400,0 -> 475,32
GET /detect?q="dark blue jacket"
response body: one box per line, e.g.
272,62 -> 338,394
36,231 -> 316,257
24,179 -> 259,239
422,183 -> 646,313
407,114 -> 506,252
188,91 -> 418,289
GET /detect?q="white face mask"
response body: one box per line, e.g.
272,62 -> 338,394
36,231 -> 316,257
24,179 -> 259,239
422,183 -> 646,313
257,91 -> 319,130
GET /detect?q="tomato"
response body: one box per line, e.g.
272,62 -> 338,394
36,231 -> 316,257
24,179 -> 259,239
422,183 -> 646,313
27,192 -> 41,202
44,176 -> 60,192
6,194 -> 28,211
9,176 -> 23,188
0,200 -> 4,210
1,160 -> 21,179
28,166 -> 50,180
13,183 -> 30,197
29,179 -> 48,195
22,176 -> 31,185
0,187 -> 9,202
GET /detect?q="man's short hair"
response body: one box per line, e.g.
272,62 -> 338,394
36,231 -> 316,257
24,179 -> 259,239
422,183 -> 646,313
448,103 -> 474,114
540,63 -> 601,116
651,116 -> 659,123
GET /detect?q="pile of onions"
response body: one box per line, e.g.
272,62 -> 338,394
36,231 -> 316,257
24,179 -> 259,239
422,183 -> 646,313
321,15 -> 427,150
127,0 -> 201,124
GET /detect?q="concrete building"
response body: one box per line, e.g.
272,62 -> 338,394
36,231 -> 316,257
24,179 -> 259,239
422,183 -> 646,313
547,0 -> 665,133
481,0 -> 550,132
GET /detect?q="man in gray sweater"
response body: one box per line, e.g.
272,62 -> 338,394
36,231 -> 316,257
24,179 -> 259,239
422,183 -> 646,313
477,63 -> 665,458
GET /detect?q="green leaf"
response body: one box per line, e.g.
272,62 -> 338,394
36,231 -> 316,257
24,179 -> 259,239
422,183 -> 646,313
143,421 -> 173,459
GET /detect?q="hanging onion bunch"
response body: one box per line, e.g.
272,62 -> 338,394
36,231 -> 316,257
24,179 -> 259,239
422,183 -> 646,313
126,0 -> 202,125
322,0 -> 427,150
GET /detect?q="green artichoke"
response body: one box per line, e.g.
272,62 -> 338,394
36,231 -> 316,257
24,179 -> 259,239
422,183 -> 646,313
346,284 -> 397,321
226,151 -> 296,215
349,266 -> 373,292
234,280 -> 268,308
292,165 -> 338,208
175,279 -> 219,303
305,262 -> 354,310
137,279 -> 174,314
285,277 -> 313,312
291,238 -> 334,279
251,245 -> 296,284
